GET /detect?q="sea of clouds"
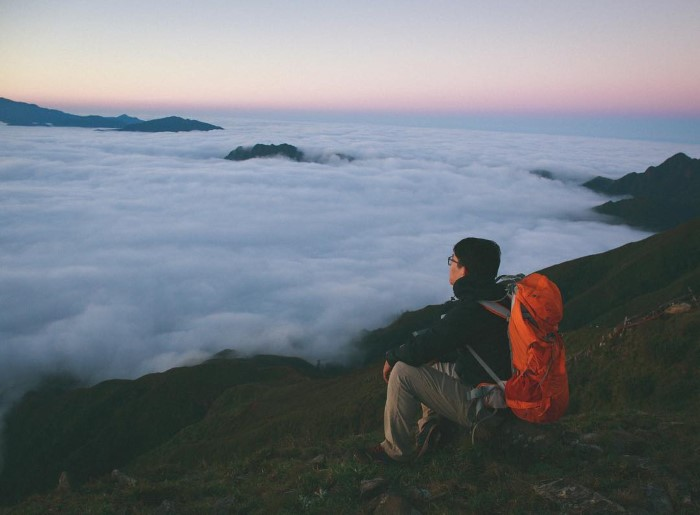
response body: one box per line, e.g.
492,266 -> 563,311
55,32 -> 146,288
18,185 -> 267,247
2,118 -> 699,407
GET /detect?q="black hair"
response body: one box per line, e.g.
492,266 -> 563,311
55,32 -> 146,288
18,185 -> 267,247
453,238 -> 501,279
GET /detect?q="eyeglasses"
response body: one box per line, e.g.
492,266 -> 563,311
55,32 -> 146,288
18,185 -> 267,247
448,255 -> 460,266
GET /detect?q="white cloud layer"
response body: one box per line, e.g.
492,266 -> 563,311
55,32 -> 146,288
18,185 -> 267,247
2,119 -> 698,403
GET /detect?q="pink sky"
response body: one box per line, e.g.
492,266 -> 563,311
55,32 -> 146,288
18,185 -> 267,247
2,1 -> 700,117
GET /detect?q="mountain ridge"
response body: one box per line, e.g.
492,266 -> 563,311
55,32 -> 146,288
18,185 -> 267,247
583,152 -> 700,230
1,218 -> 699,512
118,116 -> 223,132
224,143 -> 355,163
0,98 -> 221,132
0,97 -> 142,128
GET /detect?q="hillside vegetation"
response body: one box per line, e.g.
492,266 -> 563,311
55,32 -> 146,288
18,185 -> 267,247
1,219 -> 699,514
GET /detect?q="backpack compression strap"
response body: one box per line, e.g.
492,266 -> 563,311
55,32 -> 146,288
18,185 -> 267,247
466,345 -> 506,390
467,299 -> 512,391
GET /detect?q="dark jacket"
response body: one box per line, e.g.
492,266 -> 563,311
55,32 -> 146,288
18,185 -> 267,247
385,274 -> 511,386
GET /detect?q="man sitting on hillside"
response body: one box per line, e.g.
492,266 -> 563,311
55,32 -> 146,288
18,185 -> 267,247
365,237 -> 511,463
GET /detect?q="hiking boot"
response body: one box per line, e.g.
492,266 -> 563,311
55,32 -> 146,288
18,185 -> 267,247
416,419 -> 442,458
356,444 -> 396,465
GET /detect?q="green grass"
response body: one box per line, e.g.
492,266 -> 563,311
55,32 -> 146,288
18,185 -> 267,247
2,220 -> 700,513
5,333 -> 699,514
3,411 -> 698,513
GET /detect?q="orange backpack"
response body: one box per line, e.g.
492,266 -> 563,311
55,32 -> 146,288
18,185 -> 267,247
470,273 -> 569,423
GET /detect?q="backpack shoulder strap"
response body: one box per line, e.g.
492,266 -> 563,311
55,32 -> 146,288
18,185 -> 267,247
478,300 -> 510,320
469,274 -> 523,390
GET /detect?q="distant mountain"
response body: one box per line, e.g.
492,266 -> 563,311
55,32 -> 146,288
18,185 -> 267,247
583,152 -> 700,231
118,116 -> 223,132
0,97 -> 142,128
225,142 -> 355,163
529,169 -> 555,180
226,143 -> 305,161
0,98 -> 221,133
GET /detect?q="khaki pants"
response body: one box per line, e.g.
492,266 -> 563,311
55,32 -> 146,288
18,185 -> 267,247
380,361 -> 476,461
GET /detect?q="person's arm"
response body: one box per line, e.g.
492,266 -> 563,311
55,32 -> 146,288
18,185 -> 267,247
385,300 -> 474,367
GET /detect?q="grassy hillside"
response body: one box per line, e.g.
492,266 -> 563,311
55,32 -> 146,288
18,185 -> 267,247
0,355 -> 322,504
1,220 -> 699,513
544,216 -> 700,331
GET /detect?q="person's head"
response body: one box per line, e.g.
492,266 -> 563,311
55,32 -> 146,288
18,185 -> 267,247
449,237 -> 501,284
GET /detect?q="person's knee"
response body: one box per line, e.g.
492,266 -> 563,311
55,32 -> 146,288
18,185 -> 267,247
389,361 -> 411,381
389,361 -> 421,389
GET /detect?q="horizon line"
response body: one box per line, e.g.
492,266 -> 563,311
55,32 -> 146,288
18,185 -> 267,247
3,95 -> 700,145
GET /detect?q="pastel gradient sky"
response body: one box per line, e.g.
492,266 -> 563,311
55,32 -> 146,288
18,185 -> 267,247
1,0 -> 700,118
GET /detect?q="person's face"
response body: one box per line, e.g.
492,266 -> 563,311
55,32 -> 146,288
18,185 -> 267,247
448,254 -> 468,285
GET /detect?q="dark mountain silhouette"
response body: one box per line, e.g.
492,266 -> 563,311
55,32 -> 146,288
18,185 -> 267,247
529,169 -> 555,180
0,97 -> 142,128
583,152 -> 700,230
226,143 -> 305,161
118,116 -> 223,132
0,98 -> 221,133
2,216 -> 699,513
225,143 -> 355,163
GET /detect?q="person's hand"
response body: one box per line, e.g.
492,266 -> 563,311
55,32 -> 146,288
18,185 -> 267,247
382,360 -> 392,384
